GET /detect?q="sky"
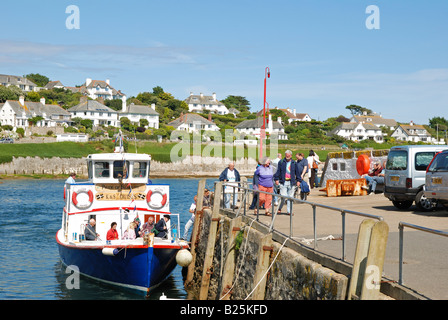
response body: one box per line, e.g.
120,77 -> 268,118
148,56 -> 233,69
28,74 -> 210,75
1,0 -> 447,124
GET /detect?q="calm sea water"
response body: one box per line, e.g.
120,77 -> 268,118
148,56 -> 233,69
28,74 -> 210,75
0,178 -> 216,300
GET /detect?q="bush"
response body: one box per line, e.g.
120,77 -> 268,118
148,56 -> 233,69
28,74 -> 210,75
16,128 -> 25,137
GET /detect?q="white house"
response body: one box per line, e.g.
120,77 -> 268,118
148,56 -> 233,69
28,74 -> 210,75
119,102 -> 159,129
235,114 -> 288,140
391,121 -> 434,143
167,113 -> 220,133
68,97 -> 119,127
275,107 -> 312,123
349,114 -> 397,130
43,80 -> 65,90
185,92 -> 229,115
0,74 -> 37,92
0,96 -> 71,129
69,78 -> 126,101
329,122 -> 384,143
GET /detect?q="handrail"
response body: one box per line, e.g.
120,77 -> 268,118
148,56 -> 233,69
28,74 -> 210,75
220,182 -> 383,261
398,221 -> 448,285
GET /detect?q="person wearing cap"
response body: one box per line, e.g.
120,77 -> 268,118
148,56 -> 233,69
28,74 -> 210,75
133,217 -> 141,238
155,215 -> 170,238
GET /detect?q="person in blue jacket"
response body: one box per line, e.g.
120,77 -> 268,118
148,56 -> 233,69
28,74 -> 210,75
274,150 -> 297,215
219,162 -> 241,209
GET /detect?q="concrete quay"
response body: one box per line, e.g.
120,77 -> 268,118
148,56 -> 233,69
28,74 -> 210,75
247,190 -> 448,300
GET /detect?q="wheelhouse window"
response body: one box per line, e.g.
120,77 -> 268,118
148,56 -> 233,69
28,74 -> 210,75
94,162 -> 110,178
132,161 -> 147,178
113,160 -> 130,179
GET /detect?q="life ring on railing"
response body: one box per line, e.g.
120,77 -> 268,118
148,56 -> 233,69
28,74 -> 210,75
72,189 -> 94,210
356,154 -> 371,176
146,190 -> 168,210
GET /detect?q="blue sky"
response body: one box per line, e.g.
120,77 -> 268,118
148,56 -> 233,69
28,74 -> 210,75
1,0 -> 447,124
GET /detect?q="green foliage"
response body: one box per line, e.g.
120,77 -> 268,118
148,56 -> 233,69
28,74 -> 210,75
220,95 -> 250,112
345,104 -> 372,116
104,99 -> 123,111
0,85 -> 23,102
38,88 -> 82,108
23,73 -> 50,87
16,128 -> 25,137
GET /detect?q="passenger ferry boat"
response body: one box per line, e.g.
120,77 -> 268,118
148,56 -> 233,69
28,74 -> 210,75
56,133 -> 190,296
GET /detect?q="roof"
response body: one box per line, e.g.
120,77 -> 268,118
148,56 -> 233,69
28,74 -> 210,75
0,74 -> 37,87
396,124 -> 429,137
4,100 -> 70,117
351,115 -> 397,127
68,100 -> 117,113
121,103 -> 159,115
168,113 -> 216,128
44,80 -> 64,90
185,94 -> 225,106
328,122 -> 382,136
235,117 -> 284,130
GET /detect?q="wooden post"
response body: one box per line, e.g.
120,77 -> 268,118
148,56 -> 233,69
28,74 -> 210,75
360,220 -> 389,300
348,219 -> 376,300
219,216 -> 242,300
250,233 -> 273,300
348,219 -> 389,300
185,178 -> 206,286
198,182 -> 223,300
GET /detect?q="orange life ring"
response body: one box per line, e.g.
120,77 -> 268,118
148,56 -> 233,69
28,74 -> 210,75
146,190 -> 168,209
356,154 -> 371,176
72,189 -> 94,210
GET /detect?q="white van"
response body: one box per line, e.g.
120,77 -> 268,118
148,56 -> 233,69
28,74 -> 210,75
384,145 -> 448,211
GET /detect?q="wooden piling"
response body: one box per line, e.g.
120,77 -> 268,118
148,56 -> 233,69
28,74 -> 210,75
219,216 -> 242,300
250,233 -> 273,300
198,182 -> 223,300
185,178 -> 206,286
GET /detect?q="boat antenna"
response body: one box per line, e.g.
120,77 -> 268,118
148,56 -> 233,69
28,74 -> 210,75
133,126 -> 138,153
114,130 -> 125,153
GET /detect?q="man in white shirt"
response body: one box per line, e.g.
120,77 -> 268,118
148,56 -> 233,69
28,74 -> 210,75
65,172 -> 76,184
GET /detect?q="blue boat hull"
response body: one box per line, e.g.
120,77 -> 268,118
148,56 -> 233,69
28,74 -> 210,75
57,236 -> 179,296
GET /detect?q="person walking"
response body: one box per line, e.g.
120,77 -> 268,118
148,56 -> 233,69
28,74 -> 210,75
219,161 -> 241,209
307,150 -> 320,189
274,150 -> 297,215
254,157 -> 274,216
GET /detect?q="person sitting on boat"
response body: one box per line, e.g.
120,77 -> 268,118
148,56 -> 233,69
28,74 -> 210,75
155,215 -> 170,239
65,173 -> 76,185
106,222 -> 119,240
123,222 -> 137,240
133,217 -> 141,238
85,219 -> 99,241
140,216 -> 155,236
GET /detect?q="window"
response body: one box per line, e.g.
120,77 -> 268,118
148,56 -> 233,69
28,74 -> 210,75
94,162 -> 110,178
113,160 -> 129,179
386,150 -> 408,170
427,153 -> 448,172
132,161 -> 147,178
415,152 -> 435,171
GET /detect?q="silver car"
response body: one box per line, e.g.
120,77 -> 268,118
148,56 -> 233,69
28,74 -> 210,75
424,150 -> 448,208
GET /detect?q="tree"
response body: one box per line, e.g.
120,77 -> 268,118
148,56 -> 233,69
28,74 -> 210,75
27,91 -> 41,102
24,73 -> 50,87
345,104 -> 373,116
221,95 -> 250,112
152,86 -> 164,96
429,117 -> 448,130
80,119 -> 93,129
0,85 -> 23,102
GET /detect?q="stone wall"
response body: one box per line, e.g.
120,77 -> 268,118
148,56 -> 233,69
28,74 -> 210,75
186,208 -> 349,300
0,156 -> 258,177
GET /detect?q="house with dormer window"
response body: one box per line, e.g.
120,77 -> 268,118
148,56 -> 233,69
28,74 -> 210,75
391,121 -> 434,143
68,78 -> 126,101
185,92 -> 229,115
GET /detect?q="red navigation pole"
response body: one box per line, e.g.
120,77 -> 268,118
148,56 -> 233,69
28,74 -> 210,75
259,67 -> 270,159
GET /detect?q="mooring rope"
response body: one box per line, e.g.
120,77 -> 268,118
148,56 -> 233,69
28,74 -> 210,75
219,218 -> 256,300
244,237 -> 289,300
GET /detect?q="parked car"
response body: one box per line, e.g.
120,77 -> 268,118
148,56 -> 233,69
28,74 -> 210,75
384,145 -> 448,211
424,150 -> 448,209
0,138 -> 14,143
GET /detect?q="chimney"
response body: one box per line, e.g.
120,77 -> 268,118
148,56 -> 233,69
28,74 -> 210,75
268,114 -> 273,132
97,97 -> 104,105
106,79 -> 110,85
19,95 -> 25,105
200,92 -> 203,98
410,121 -> 414,126
80,96 -> 88,104
212,92 -> 216,101
121,96 -> 127,113
293,109 -> 296,116
86,78 -> 92,86
40,97 -> 46,105
208,113 -> 212,122
151,103 -> 155,110
190,92 -> 193,96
